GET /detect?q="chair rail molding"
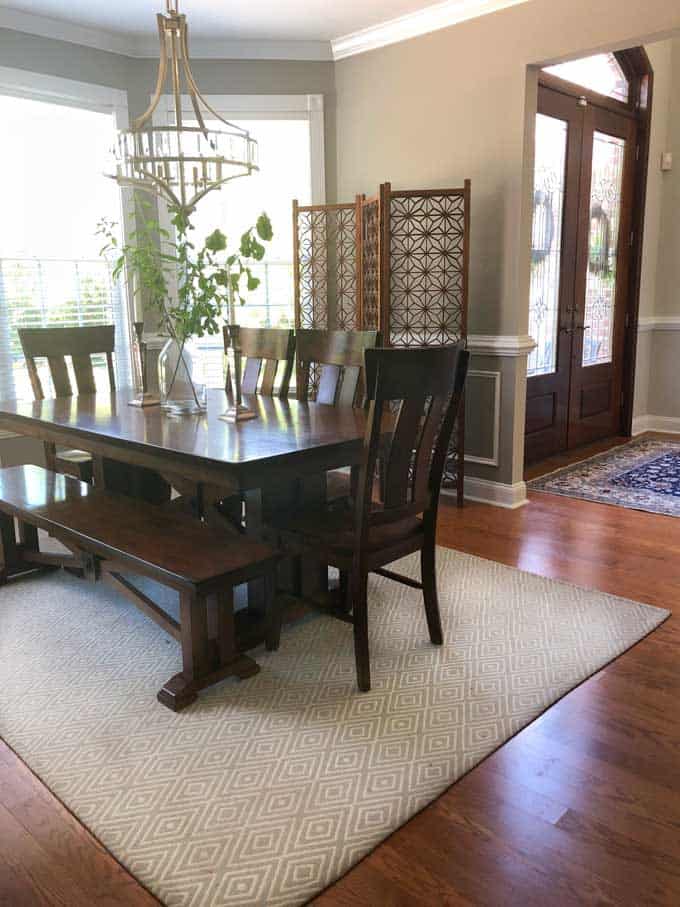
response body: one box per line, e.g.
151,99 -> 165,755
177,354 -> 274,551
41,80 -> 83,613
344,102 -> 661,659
467,334 -> 536,357
637,316 -> 680,333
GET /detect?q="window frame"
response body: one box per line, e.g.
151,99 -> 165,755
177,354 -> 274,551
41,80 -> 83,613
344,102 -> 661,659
539,49 -> 650,120
154,92 -> 326,205
0,66 -> 135,400
151,94 -> 325,385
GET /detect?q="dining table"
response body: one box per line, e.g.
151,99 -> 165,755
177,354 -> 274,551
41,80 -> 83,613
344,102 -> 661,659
0,386 -> 371,651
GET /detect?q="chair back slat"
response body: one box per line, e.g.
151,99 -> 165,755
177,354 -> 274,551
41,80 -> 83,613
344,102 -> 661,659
412,395 -> 446,504
71,354 -> 97,394
356,345 -> 469,548
259,359 -> 279,396
241,357 -> 262,395
316,364 -> 342,405
382,397 -> 428,509
19,326 -> 116,400
295,329 -> 380,406
47,356 -> 72,397
224,326 -> 295,399
336,365 -> 361,408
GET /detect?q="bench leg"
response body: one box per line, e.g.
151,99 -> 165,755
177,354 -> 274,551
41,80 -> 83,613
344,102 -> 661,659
157,589 -> 259,712
0,513 -> 18,584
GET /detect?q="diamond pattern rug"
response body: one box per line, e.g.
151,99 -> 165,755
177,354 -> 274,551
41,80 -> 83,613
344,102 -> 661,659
0,548 -> 668,906
528,437 -> 680,516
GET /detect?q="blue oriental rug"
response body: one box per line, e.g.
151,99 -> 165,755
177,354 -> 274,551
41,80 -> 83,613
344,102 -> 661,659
528,438 -> 680,517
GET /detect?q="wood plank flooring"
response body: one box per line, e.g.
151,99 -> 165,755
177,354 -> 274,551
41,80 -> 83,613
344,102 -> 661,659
2,448 -> 680,905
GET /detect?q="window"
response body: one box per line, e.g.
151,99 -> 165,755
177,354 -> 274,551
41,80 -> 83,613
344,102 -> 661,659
543,53 -> 629,103
156,94 -> 324,387
0,70 -> 132,401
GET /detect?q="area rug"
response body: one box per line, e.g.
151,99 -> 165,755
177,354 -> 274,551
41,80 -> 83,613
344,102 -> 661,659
0,549 -> 668,907
529,437 -> 680,516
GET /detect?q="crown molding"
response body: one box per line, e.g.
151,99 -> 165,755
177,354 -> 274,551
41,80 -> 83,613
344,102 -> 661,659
467,334 -> 536,357
0,8 -> 333,61
332,0 -> 531,61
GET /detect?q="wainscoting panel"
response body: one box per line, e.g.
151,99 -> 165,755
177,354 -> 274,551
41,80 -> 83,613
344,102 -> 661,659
464,369 -> 501,467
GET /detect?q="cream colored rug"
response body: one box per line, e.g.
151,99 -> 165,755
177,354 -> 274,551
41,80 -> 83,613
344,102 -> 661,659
0,548 -> 668,906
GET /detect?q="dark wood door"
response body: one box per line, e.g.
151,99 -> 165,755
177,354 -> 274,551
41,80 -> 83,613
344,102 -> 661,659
567,105 -> 636,448
525,86 -> 584,462
525,85 -> 637,463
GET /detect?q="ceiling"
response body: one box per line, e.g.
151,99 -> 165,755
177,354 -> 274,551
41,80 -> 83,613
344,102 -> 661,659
3,0 -> 437,41
0,0 -> 531,59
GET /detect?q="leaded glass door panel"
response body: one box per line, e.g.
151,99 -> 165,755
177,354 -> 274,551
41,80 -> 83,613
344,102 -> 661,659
524,86 -> 583,464
567,104 -> 635,448
525,85 -> 637,464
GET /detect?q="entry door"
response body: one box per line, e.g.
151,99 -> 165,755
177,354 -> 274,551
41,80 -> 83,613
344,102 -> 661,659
525,84 -> 637,463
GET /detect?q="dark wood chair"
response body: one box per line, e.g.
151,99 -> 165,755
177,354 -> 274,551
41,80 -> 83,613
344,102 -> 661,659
295,328 -> 379,406
224,325 -> 296,399
295,329 -> 380,502
19,325 -> 117,483
206,326 -> 296,531
267,343 -> 469,692
18,325 -> 170,505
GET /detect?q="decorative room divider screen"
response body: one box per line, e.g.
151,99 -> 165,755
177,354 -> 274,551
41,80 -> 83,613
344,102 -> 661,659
293,181 -> 470,503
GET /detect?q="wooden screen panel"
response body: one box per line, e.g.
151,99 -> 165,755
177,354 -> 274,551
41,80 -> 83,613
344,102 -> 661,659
382,182 -> 470,500
293,201 -> 360,332
384,183 -> 469,347
360,195 -> 380,332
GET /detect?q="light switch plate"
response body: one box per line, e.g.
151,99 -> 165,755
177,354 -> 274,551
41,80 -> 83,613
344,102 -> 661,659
661,151 -> 673,172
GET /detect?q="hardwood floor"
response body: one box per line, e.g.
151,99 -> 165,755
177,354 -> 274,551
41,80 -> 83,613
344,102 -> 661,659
2,478 -> 680,905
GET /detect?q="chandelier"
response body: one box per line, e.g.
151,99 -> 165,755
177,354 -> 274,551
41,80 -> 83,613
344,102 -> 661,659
110,0 -> 258,215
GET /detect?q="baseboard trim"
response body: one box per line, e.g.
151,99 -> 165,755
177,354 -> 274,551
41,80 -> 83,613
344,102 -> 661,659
454,476 -> 528,509
632,414 -> 680,436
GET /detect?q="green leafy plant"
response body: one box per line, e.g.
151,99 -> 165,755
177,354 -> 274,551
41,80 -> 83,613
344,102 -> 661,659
97,196 -> 273,346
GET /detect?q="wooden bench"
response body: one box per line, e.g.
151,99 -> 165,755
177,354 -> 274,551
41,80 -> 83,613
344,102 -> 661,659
0,465 -> 281,711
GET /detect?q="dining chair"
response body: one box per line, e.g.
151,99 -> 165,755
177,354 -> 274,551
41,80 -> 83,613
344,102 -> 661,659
206,326 -> 296,532
18,325 -> 170,503
296,329 -> 380,502
295,328 -> 380,407
266,343 -> 469,692
224,325 -> 296,399
19,325 -> 117,484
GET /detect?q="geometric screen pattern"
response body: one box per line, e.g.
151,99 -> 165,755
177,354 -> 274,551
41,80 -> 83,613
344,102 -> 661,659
360,197 -> 380,332
294,186 -> 469,499
295,205 -> 359,331
388,192 -> 466,347
388,191 -> 468,492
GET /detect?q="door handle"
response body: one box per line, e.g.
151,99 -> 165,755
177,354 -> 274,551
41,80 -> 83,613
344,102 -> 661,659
574,325 -> 590,332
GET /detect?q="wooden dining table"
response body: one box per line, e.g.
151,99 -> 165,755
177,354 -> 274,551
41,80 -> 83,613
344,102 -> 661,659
0,387 -> 370,650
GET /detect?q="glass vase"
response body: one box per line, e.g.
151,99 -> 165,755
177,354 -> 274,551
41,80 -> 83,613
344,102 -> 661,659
158,335 -> 207,414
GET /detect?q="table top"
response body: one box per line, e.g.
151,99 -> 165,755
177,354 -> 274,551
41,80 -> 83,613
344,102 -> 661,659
0,388 -> 369,480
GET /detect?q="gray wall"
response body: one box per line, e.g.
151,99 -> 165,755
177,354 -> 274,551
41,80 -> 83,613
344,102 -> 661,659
634,37 -> 680,426
333,0 -> 680,488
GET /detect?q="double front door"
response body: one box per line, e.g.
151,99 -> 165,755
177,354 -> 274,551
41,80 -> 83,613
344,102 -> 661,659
525,83 -> 636,464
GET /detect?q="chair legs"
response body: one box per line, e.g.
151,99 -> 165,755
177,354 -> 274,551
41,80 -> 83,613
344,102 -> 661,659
351,571 -> 371,692
264,569 -> 282,652
421,535 -> 443,645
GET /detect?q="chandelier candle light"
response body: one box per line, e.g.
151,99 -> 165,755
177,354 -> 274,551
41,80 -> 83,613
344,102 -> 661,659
109,0 -> 263,421
111,0 -> 258,217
